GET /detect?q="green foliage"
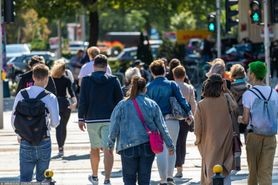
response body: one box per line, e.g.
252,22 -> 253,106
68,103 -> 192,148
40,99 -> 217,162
30,39 -> 48,50
170,11 -> 197,30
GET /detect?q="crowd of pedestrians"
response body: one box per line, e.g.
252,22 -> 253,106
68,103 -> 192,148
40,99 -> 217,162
10,45 -> 278,185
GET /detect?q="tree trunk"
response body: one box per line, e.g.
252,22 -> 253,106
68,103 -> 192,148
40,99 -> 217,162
88,9 -> 99,47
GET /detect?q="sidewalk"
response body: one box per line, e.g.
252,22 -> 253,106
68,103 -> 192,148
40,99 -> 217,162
1,103 -> 278,184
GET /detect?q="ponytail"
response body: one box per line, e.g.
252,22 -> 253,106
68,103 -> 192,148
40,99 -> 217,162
127,76 -> 146,100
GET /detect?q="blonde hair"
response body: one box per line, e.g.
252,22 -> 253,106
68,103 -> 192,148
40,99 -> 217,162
87,46 -> 100,60
230,64 -> 246,80
51,59 -> 66,78
125,67 -> 141,85
208,58 -> 225,67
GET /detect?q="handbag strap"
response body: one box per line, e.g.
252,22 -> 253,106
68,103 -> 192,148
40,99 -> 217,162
132,99 -> 151,133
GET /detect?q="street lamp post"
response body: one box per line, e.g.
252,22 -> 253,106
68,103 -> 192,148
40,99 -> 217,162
216,0 -> 221,58
0,0 -> 3,129
264,0 -> 271,85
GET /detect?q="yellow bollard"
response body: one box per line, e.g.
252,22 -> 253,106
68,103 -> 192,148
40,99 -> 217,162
43,169 -> 56,185
212,165 -> 224,185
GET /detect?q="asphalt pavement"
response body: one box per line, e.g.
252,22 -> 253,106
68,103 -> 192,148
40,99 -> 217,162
1,97 -> 278,185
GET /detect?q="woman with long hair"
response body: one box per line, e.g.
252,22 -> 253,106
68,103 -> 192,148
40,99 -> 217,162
195,74 -> 235,185
51,60 -> 77,157
108,76 -> 174,185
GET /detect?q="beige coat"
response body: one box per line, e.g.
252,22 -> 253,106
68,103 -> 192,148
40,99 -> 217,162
194,94 -> 234,185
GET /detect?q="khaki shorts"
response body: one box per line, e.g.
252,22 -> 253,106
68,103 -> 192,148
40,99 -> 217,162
87,122 -> 110,149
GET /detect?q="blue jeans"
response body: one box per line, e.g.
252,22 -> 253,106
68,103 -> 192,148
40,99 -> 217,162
120,142 -> 155,185
20,139 -> 51,182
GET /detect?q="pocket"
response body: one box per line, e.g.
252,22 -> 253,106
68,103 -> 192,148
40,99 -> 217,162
143,143 -> 155,157
39,141 -> 51,161
20,143 -> 33,162
122,147 -> 135,158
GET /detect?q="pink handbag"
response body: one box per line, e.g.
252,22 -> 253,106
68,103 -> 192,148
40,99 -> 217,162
132,99 -> 163,154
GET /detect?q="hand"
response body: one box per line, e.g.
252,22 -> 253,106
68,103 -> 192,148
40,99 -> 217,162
238,116 -> 243,123
68,103 -> 77,110
78,121 -> 86,131
186,115 -> 194,125
168,148 -> 174,156
107,148 -> 114,156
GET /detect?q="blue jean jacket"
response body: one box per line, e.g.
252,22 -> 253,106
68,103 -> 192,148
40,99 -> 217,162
108,94 -> 174,153
147,77 -> 192,116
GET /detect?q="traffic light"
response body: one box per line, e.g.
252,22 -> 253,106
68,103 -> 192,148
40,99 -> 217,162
207,13 -> 216,32
4,0 -> 16,23
250,0 -> 262,24
225,0 -> 239,32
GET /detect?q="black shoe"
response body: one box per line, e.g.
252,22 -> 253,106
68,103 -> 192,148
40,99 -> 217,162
167,178 -> 175,185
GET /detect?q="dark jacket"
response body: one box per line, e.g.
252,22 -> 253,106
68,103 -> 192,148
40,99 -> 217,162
16,71 -> 57,95
78,71 -> 123,123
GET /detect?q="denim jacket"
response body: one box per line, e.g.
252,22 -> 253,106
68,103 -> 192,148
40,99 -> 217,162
108,94 -> 174,153
147,77 -> 192,116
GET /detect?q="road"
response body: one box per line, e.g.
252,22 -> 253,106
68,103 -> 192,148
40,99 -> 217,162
1,98 -> 278,185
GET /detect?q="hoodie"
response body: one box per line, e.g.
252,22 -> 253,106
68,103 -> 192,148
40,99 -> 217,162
78,71 -> 123,123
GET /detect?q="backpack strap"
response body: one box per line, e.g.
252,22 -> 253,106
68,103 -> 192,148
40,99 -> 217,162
248,88 -> 263,100
267,87 -> 273,101
253,87 -> 267,100
36,90 -> 50,100
20,90 -> 29,99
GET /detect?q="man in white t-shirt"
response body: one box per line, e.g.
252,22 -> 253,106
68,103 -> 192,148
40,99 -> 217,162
240,61 -> 278,185
78,46 -> 112,86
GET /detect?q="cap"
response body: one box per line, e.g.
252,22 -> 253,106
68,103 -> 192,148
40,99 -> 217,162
133,59 -> 145,66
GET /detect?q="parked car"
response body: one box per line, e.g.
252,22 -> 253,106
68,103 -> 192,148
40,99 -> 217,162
7,51 -> 55,81
108,45 -> 160,63
69,41 -> 89,55
6,44 -> 31,61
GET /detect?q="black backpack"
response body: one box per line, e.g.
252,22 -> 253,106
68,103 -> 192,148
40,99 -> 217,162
14,90 -> 50,145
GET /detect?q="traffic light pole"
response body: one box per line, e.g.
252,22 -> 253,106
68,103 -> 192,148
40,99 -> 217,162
0,0 -> 3,129
264,0 -> 270,85
216,0 -> 221,58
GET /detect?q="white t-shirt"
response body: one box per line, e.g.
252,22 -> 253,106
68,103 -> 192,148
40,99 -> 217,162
78,61 -> 112,79
242,85 -> 278,125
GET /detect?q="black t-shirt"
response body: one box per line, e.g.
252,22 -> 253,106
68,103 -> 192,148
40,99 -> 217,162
53,76 -> 75,98
16,71 -> 57,95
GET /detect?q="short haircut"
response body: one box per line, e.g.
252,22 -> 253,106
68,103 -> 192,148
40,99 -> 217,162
230,64 -> 245,79
149,59 -> 165,76
32,64 -> 49,80
248,61 -> 267,80
87,47 -> 100,60
29,55 -> 45,67
94,54 -> 108,68
173,65 -> 186,79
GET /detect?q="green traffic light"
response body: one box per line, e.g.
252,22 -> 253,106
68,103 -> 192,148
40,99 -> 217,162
252,12 -> 260,22
208,23 -> 215,32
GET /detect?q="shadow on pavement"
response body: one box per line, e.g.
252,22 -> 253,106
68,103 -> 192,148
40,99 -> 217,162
51,154 -> 90,161
231,173 -> 248,181
0,176 -> 20,182
151,178 -> 191,185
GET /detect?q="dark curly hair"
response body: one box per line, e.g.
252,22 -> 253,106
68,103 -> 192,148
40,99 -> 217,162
202,74 -> 223,97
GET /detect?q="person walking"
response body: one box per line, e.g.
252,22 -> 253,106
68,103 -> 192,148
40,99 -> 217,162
240,61 -> 278,185
78,54 -> 123,185
16,55 -> 57,95
51,60 -> 77,157
195,74 -> 235,185
78,46 -> 112,86
147,59 -> 193,185
172,66 -> 197,178
108,76 -> 175,185
122,67 -> 141,96
11,64 -> 60,182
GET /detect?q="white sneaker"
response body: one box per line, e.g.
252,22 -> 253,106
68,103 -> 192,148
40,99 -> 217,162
88,175 -> 99,185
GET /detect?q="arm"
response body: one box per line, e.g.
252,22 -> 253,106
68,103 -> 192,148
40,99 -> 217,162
194,104 -> 202,145
78,77 -> 89,123
153,104 -> 174,149
113,78 -> 124,105
67,79 -> 77,109
11,92 -> 23,130
189,87 -> 197,114
242,107 -> 250,125
172,82 -> 192,115
108,102 -> 122,149
47,94 -> 60,128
